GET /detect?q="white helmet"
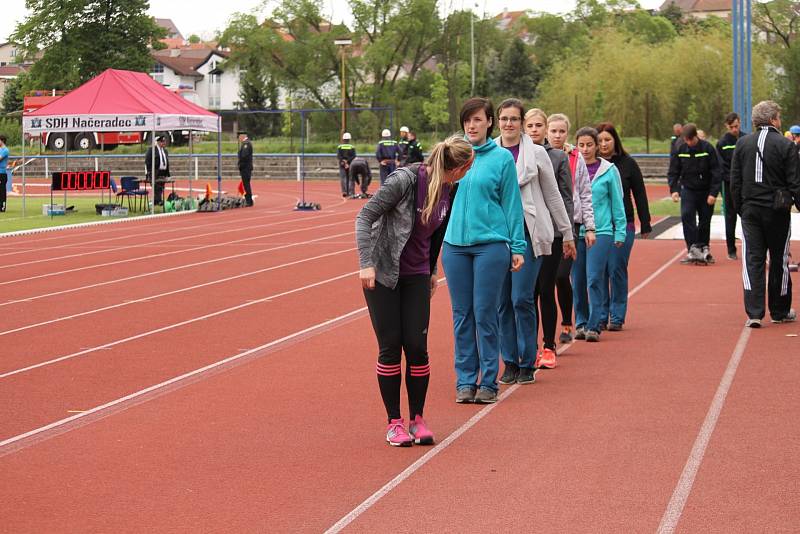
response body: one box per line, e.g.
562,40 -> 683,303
399,126 -> 409,133
342,132 -> 351,140
381,129 -> 391,137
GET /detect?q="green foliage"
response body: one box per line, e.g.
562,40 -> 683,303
0,117 -> 23,146
490,38 -> 539,99
2,74 -> 25,114
11,0 -> 166,90
754,0 -> 800,120
536,27 -> 773,139
423,69 -> 449,133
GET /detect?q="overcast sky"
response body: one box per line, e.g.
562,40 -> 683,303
2,0 -> 665,44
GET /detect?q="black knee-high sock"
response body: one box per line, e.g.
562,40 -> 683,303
406,364 -> 430,420
377,362 -> 402,423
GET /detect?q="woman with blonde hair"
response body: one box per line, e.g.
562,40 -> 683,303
356,135 -> 474,447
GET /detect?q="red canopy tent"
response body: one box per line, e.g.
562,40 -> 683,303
22,68 -> 222,215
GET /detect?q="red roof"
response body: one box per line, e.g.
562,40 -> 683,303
27,68 -> 216,117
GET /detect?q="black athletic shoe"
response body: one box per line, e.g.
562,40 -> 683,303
499,363 -> 520,385
516,367 -> 536,385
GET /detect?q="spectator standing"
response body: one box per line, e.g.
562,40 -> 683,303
406,131 -> 424,164
337,132 -> 356,197
668,123 -> 722,264
443,97 -> 526,404
731,100 -> 800,327
790,125 -> 800,155
596,122 -> 651,331
356,136 -> 473,446
716,112 -> 748,260
0,134 -> 8,212
397,126 -> 410,166
145,136 -> 170,206
670,123 -> 683,152
238,132 -> 254,206
376,129 -> 399,185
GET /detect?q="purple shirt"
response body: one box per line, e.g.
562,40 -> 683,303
503,142 -> 520,163
586,159 -> 602,181
399,165 -> 451,277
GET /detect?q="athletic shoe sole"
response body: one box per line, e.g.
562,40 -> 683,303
387,438 -> 412,447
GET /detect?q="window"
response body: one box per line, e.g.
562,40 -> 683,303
151,62 -> 164,84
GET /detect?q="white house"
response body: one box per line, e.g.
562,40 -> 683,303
150,47 -> 241,110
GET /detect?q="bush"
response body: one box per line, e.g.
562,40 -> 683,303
0,116 -> 22,146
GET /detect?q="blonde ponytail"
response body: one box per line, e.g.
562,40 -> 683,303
421,135 -> 472,225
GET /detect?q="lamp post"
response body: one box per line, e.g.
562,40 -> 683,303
334,38 -> 352,137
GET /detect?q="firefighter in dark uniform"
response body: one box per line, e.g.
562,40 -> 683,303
405,131 -> 424,164
397,126 -> 410,166
376,129 -> 399,186
238,131 -> 254,206
668,123 -> 722,264
716,112 -> 748,260
731,100 -> 800,326
337,132 -> 356,197
349,156 -> 372,198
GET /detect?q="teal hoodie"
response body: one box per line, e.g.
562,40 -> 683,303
444,139 -> 526,254
581,158 -> 627,243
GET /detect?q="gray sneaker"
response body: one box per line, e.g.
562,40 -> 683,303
745,318 -> 762,328
585,330 -> 600,342
771,309 -> 797,324
456,387 -> 476,404
474,388 -> 498,404
574,327 -> 587,340
702,246 -> 715,264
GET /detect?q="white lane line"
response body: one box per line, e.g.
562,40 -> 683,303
0,269 -> 358,379
0,306 -> 368,455
0,246 -> 355,337
629,249 -> 685,297
0,226 -> 353,305
324,249 -> 684,534
0,209 -> 351,274
0,194 -> 352,254
656,327 -> 751,534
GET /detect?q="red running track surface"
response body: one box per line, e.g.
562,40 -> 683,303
1,179 -> 798,532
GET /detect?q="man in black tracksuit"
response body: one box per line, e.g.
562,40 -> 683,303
405,131 -> 424,164
238,132 -> 254,206
731,100 -> 800,326
716,112 -> 747,260
668,123 -> 722,263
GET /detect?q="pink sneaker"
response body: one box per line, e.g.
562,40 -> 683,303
386,419 -> 412,447
408,415 -> 435,445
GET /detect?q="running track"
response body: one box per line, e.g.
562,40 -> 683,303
1,181 -> 797,532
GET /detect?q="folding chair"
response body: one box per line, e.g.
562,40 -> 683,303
109,177 -> 130,208
120,176 -> 149,212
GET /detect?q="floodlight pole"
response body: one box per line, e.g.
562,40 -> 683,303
334,38 -> 353,137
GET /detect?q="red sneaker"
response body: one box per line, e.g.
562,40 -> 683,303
537,348 -> 557,369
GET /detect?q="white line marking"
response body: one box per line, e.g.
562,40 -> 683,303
0,215 -> 352,286
0,270 -> 358,379
0,306 -> 368,453
656,327 -> 751,534
324,249 -> 683,533
0,246 -> 355,338
0,227 -> 354,305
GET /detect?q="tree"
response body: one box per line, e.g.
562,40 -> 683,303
423,68 -> 449,134
11,0 -> 166,90
491,38 -> 539,99
754,0 -> 800,119
2,74 -> 26,114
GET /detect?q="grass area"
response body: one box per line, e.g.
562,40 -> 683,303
0,195 -> 160,233
647,198 -> 725,217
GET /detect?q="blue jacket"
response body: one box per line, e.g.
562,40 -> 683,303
444,139 -> 526,254
583,158 -> 627,243
376,140 -> 399,163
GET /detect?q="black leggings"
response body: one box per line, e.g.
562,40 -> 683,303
363,275 -> 431,422
557,255 -> 574,326
0,173 -> 7,211
535,238 -> 563,350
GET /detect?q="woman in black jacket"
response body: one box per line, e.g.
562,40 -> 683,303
355,136 -> 473,447
596,123 -> 651,330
